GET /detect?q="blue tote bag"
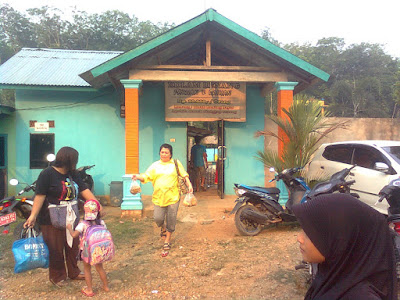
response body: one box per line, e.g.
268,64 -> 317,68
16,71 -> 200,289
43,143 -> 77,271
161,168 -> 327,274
12,228 -> 49,273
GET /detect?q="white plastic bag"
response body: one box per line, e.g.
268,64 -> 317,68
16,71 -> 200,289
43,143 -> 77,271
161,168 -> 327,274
130,180 -> 141,195
183,193 -> 197,207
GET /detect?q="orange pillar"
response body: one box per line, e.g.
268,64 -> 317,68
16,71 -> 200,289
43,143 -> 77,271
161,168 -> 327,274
120,79 -> 143,211
274,82 -> 298,158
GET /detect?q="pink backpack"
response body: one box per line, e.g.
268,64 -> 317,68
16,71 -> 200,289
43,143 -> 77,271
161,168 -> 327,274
81,221 -> 115,265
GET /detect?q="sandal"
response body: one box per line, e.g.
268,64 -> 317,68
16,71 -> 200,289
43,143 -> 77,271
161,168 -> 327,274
81,287 -> 95,297
50,279 -> 68,288
160,227 -> 167,237
72,272 -> 85,280
163,242 -> 171,251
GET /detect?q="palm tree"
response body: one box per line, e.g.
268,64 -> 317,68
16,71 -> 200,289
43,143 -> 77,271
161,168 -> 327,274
255,95 -> 348,173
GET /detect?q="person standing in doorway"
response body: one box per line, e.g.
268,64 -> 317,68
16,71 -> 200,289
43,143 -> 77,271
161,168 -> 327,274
190,136 -> 208,192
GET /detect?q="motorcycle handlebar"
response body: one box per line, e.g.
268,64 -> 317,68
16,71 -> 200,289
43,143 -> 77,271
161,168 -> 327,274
377,194 -> 386,203
344,179 -> 355,186
81,165 -> 95,171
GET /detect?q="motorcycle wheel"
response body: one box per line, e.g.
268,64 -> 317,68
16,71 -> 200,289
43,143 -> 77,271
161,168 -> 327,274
13,221 -> 41,240
234,205 -> 262,236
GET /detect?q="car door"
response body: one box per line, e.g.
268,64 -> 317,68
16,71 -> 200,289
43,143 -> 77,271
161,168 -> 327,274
310,144 -> 354,180
347,145 -> 391,214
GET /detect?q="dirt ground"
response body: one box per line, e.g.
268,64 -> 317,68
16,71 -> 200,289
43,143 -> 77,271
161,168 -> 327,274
0,188 -> 308,299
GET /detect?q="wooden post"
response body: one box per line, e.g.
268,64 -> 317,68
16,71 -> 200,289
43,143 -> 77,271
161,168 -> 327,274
274,82 -> 298,158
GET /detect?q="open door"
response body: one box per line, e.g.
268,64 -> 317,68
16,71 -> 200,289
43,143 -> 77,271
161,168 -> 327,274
217,120 -> 225,199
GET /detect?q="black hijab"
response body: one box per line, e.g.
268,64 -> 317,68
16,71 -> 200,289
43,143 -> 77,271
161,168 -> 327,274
293,193 -> 397,300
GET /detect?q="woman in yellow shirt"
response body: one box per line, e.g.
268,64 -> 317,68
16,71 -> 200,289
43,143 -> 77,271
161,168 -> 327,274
132,144 -> 193,252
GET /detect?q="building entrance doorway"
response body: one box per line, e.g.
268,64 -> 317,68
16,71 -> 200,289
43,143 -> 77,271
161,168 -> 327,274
187,121 -> 225,198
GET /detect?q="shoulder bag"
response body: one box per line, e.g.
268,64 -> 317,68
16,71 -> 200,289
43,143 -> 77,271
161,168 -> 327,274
174,159 -> 188,195
48,175 -> 79,229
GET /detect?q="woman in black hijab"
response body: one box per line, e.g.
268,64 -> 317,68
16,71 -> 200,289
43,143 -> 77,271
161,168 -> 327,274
293,193 -> 397,300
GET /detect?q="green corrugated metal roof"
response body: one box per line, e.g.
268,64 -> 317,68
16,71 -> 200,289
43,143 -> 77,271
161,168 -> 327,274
0,48 -> 122,88
89,9 -> 329,82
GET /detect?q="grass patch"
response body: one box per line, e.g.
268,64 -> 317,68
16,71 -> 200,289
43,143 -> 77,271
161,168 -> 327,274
0,214 -> 147,279
0,219 -> 25,277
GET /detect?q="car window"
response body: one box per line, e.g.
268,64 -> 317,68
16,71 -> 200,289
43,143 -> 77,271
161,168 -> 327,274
382,146 -> 400,165
353,147 -> 385,169
322,145 -> 353,164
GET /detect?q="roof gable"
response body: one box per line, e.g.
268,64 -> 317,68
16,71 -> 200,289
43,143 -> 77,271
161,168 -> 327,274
85,9 -> 329,88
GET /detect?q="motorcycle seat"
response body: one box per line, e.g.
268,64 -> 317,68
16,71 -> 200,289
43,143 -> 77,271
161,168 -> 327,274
239,184 -> 280,195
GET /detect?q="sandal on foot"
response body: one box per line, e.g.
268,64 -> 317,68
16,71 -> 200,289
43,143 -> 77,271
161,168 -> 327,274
160,227 -> 167,237
72,272 -> 85,280
50,279 -> 68,288
161,250 -> 169,257
163,242 -> 171,251
81,287 -> 95,297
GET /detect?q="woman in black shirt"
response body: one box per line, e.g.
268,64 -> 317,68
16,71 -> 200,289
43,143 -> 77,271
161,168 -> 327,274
24,146 -> 97,287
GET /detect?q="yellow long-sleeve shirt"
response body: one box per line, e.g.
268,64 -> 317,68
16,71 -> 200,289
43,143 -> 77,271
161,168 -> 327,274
141,159 -> 188,207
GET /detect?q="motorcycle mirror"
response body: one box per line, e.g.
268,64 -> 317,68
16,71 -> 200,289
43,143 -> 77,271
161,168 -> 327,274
9,178 -> 19,186
47,153 -> 56,162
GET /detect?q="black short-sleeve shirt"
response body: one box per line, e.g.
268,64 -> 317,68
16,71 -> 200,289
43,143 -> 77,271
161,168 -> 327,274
36,167 -> 88,225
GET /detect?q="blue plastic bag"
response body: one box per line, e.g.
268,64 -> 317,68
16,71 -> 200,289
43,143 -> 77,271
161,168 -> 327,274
12,228 -> 49,273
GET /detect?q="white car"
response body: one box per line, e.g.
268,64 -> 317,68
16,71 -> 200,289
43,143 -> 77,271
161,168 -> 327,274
306,140 -> 400,214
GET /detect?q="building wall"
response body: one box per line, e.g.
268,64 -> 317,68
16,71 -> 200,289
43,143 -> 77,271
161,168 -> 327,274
138,82 -> 187,195
14,88 -> 125,198
137,83 -> 265,196
224,85 -> 265,193
6,83 -> 272,199
0,114 -> 16,195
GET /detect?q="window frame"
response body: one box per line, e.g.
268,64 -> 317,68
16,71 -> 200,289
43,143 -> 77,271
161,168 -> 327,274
29,133 -> 55,169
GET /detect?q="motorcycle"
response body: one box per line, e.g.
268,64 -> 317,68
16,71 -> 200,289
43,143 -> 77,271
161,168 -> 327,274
296,174 -> 400,285
0,164 -> 94,239
230,167 -> 310,236
376,178 -> 400,282
77,165 -> 95,192
0,179 -> 38,238
231,165 -> 358,236
294,165 -> 358,281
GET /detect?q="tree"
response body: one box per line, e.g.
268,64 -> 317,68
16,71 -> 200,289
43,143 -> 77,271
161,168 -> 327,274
255,96 -> 348,172
0,4 -> 37,61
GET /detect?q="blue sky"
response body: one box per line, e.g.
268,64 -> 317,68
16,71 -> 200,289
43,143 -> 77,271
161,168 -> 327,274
2,0 -> 400,58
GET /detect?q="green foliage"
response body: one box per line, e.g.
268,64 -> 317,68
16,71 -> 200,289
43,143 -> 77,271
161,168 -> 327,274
286,40 -> 399,118
255,96 -> 347,172
0,4 -> 174,62
1,4 -> 400,119
0,90 -> 15,107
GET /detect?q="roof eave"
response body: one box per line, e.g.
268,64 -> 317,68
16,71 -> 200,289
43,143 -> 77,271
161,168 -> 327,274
0,84 -> 100,92
88,8 -> 329,83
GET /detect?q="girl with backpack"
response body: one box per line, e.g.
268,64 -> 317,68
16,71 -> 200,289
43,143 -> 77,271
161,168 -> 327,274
67,199 -> 112,297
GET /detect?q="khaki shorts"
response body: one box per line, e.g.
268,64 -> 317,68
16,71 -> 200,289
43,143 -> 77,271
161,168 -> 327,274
195,166 -> 206,178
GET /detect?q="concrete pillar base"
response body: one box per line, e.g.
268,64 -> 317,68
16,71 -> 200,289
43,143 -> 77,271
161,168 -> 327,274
121,174 -> 143,211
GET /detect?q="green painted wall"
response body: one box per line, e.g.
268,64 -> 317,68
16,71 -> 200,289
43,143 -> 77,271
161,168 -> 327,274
139,83 -> 187,195
10,83 -> 265,199
137,83 -> 265,196
14,88 -> 125,197
224,85 -> 265,194
0,114 -> 16,195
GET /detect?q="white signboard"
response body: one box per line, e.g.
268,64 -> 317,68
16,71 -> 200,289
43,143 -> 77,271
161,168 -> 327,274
34,122 -> 49,132
165,81 -> 246,122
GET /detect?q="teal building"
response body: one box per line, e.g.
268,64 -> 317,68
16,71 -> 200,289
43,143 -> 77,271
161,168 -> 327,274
0,9 -> 329,208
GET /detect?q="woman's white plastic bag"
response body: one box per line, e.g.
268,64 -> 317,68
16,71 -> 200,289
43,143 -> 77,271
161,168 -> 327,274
183,193 -> 197,207
130,180 -> 141,195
